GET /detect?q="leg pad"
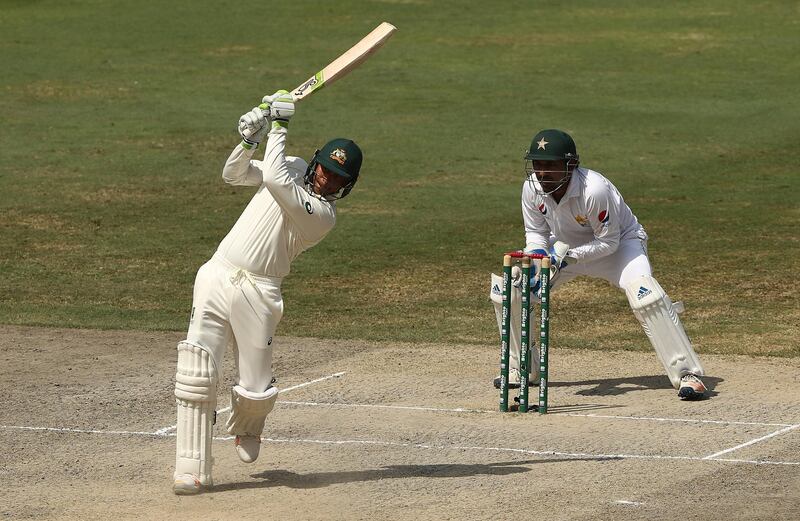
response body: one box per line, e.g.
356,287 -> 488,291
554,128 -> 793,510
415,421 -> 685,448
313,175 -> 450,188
624,276 -> 703,388
226,385 -> 279,436
174,341 -> 217,485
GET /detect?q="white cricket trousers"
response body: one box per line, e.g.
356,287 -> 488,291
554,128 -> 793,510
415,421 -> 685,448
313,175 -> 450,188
553,235 -> 651,290
186,254 -> 283,393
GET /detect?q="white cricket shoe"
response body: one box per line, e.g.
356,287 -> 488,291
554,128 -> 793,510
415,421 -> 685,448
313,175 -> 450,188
235,435 -> 261,463
678,374 -> 707,400
173,473 -> 203,495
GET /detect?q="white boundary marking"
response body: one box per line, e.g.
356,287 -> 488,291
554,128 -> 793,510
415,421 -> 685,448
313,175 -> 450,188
703,424 -> 800,460
153,371 -> 345,435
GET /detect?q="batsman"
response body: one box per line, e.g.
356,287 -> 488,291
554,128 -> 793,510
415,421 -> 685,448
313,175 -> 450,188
172,91 -> 363,495
491,129 -> 706,401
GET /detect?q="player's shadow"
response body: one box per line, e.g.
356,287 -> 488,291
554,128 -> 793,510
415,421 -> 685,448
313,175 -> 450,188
211,457 -> 607,491
554,374 -> 722,398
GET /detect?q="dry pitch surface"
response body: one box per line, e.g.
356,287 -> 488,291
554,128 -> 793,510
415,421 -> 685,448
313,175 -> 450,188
1,325 -> 799,520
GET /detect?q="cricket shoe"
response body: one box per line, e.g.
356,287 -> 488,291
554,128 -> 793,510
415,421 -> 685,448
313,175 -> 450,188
173,473 -> 204,495
678,374 -> 707,400
235,435 -> 261,463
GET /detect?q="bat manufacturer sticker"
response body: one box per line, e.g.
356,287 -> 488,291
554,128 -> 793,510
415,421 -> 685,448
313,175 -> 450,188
294,74 -> 321,97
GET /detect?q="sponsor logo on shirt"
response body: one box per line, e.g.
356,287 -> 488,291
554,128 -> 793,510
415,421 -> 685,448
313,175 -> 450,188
538,203 -> 547,215
305,201 -> 314,214
575,214 -> 589,226
598,210 -> 609,224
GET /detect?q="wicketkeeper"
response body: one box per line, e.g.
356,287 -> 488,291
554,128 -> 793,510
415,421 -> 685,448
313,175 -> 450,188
172,91 -> 363,495
491,129 -> 706,401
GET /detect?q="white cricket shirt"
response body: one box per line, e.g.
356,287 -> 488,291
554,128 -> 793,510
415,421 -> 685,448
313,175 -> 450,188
216,129 -> 336,278
522,167 -> 644,263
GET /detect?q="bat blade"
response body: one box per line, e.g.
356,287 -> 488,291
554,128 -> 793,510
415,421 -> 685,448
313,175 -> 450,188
240,22 -> 396,140
290,22 -> 397,101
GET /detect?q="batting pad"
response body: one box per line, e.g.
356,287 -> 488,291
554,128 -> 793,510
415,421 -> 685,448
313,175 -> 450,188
490,273 -> 539,381
624,276 -> 703,388
174,341 -> 218,485
225,385 -> 279,436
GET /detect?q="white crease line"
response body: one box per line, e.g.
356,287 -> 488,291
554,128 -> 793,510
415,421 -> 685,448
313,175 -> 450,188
2,426 -> 799,466
277,400 -> 795,428
702,424 -> 800,460
153,371 -> 346,435
564,413 -> 795,428
226,436 -> 800,466
614,500 -> 644,507
1,425 -> 164,437
280,401 -> 486,414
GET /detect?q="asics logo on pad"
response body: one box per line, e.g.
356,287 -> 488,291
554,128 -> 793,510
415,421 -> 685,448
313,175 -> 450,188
637,286 -> 652,299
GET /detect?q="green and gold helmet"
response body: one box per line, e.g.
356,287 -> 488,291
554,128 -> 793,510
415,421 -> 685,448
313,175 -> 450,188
305,138 -> 363,200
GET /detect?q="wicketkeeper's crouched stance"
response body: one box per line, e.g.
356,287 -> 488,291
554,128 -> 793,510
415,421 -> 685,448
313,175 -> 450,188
173,91 -> 363,495
491,129 -> 706,401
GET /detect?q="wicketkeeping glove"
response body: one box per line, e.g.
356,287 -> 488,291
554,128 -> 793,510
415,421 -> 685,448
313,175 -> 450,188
549,241 -> 575,280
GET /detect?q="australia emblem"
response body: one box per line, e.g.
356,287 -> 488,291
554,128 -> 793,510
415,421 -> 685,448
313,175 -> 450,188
330,148 -> 347,165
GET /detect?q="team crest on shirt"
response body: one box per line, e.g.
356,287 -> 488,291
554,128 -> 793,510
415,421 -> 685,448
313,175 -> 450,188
538,203 -> 547,215
330,148 -> 347,165
575,214 -> 588,226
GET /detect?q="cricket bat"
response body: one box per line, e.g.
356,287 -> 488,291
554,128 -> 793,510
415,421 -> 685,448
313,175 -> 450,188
242,22 -> 396,138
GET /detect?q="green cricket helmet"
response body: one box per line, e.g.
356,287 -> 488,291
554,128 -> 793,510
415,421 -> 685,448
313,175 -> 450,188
524,129 -> 580,195
305,138 -> 363,200
525,129 -> 579,162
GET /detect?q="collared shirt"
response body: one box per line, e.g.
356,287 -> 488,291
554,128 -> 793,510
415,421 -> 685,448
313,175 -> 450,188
215,129 -> 336,278
522,167 -> 644,263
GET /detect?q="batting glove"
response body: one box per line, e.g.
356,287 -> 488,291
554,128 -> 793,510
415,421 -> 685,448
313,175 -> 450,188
262,90 -> 295,130
238,106 -> 269,149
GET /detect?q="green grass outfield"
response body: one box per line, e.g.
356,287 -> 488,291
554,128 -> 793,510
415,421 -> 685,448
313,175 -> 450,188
1,1 -> 797,356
